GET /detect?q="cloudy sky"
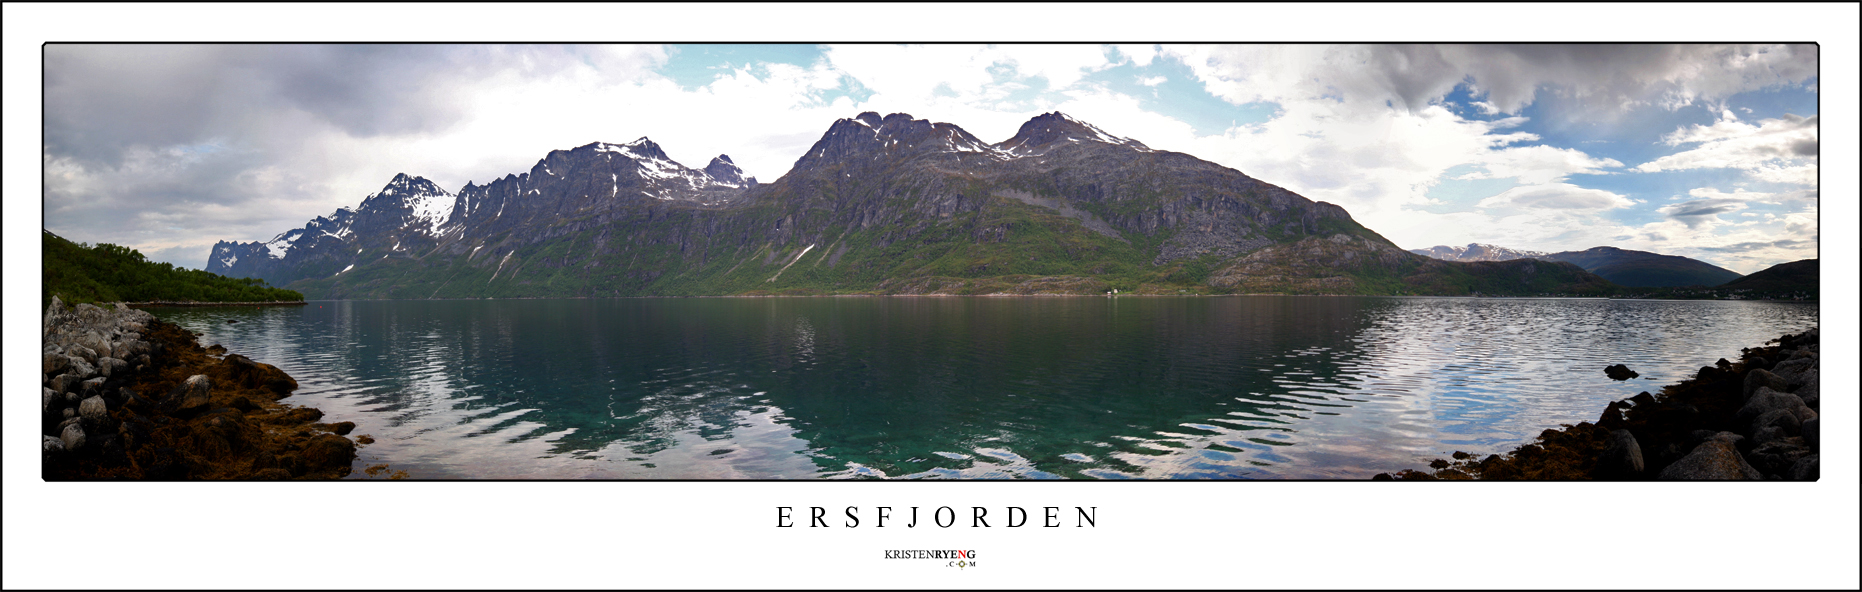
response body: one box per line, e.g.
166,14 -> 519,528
7,6 -> 1860,589
26,12 -> 1838,276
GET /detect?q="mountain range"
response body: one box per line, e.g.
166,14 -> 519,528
1409,243 -> 1745,288
209,111 -> 1614,298
1408,243 -> 1550,262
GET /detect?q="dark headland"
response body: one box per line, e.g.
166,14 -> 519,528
40,297 -> 359,480
1377,327 -> 1821,480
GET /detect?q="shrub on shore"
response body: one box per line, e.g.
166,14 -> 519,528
42,230 -> 303,308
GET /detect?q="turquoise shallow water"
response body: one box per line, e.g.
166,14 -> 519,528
150,296 -> 1818,479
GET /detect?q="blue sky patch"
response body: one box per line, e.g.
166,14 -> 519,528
662,44 -> 829,90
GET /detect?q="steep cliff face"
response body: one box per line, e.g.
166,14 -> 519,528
210,111 -> 1603,298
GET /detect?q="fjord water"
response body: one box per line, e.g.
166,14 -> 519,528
154,297 -> 1817,479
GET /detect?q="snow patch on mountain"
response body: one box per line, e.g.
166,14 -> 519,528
997,111 -> 1150,157
405,186 -> 454,235
1409,243 -> 1550,262
265,228 -> 305,259
1056,112 -> 1141,146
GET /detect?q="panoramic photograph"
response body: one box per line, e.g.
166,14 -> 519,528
38,42 -> 1822,482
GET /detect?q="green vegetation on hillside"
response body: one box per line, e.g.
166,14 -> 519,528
1541,247 -> 1744,287
42,231 -> 304,307
285,196 -> 1624,300
1621,259 -> 1817,301
286,194 -> 1198,299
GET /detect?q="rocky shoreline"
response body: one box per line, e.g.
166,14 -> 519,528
41,297 -> 357,479
1377,327 -> 1821,480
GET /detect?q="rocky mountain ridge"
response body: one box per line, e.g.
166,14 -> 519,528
208,111 -> 1610,298
210,139 -> 753,288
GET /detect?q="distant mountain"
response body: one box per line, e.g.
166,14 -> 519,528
1538,247 -> 1743,288
1410,243 -> 1550,262
207,111 -> 1615,298
1719,259 -> 1817,293
1411,243 -> 1744,288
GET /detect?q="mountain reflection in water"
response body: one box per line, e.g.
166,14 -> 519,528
155,297 -> 1817,479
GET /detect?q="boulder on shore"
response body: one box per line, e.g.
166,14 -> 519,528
43,299 -> 359,480
167,375 -> 213,416
1790,455 -> 1819,481
1393,326 -> 1820,482
1742,369 -> 1788,402
1738,387 -> 1815,429
1595,429 -> 1645,478
60,423 -> 87,452
1657,437 -> 1762,480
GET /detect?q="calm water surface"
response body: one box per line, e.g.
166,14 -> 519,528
152,297 -> 1818,479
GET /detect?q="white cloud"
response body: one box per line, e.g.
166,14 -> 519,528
823,44 -> 1109,105
1162,44 -> 1816,118
1000,44 -> 1115,89
1636,112 -> 1818,183
1460,144 -> 1624,184
1113,44 -> 1159,67
1083,43 -> 1811,259
1686,186 -> 1817,208
1477,183 -> 1636,211
35,42 -> 1825,276
823,45 -> 998,101
1746,164 -> 1819,185
1138,75 -> 1166,86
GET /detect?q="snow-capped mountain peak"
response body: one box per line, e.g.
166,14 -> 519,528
1408,243 -> 1549,262
705,154 -> 753,188
997,112 -> 1149,155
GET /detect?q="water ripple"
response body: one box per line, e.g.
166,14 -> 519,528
154,297 -> 1817,479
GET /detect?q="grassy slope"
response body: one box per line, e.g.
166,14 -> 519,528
1586,259 -> 1743,288
1543,248 -> 1743,288
1718,259 -> 1817,291
42,231 -> 304,307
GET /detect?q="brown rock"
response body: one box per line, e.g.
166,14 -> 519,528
299,435 -> 356,477
1789,455 -> 1819,481
97,357 -> 130,377
1742,369 -> 1788,402
1658,439 -> 1761,480
1744,439 -> 1809,478
167,375 -> 213,416
222,354 -> 297,398
250,468 -> 293,481
1738,387 -> 1814,426
1596,429 -> 1644,479
78,395 -> 110,423
61,423 -> 87,451
43,352 -> 70,375
270,407 -> 323,425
